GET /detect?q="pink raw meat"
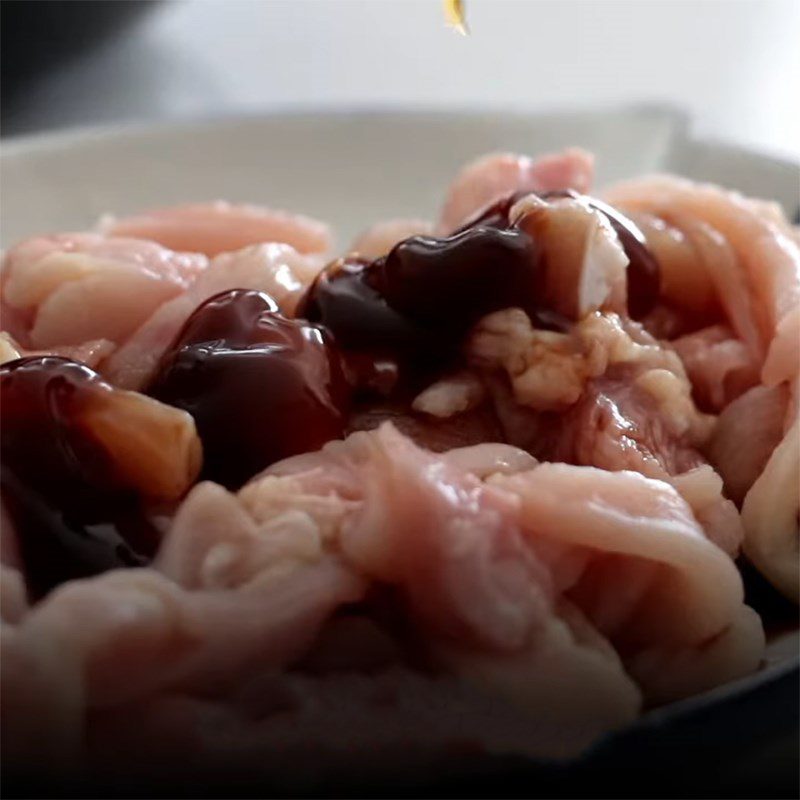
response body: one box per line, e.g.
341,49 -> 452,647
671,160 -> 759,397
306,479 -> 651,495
103,243 -> 324,389
438,148 -> 594,233
102,201 -> 332,258
1,234 -> 206,349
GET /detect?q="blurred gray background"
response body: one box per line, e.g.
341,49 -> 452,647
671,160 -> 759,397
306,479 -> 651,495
2,0 -> 799,159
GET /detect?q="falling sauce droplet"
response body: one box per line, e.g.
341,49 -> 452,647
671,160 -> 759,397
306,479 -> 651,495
444,0 -> 469,35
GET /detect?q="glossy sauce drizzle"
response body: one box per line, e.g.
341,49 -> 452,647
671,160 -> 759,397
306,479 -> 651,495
1,357 -> 155,597
299,215 -> 556,393
300,189 -> 659,393
147,289 -> 349,489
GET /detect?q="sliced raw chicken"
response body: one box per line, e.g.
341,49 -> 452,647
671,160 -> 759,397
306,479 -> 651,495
1,234 -> 206,350
672,325 -> 760,411
1,152 -> 794,780
741,417 -> 800,602
494,464 -> 762,702
438,148 -> 594,233
2,534 -> 363,765
104,243 -> 324,389
101,201 -> 332,258
606,176 -> 800,597
239,423 -> 641,752
253,424 -> 760,703
605,175 -> 800,364
351,219 -> 433,259
707,384 -> 789,504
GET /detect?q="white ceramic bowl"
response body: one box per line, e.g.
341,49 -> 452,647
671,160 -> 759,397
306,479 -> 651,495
2,106 -> 798,248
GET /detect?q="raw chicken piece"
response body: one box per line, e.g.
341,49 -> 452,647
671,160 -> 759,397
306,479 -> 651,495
0,332 -> 115,369
2,535 -> 363,766
101,201 -> 332,258
240,424 -> 641,751
104,243 -> 323,389
628,212 -> 718,316
469,310 -> 703,430
494,463 -> 763,702
1,615 -> 83,770
439,442 -> 538,478
707,384 -> 789,504
741,418 -> 800,602
605,175 -> 800,362
255,425 -> 760,702
543,369 -> 741,558
672,325 -> 760,411
438,148 -> 594,233
512,194 -> 628,319
1,234 -> 206,349
351,219 -> 433,259
670,467 -> 744,559
548,371 -> 705,480
606,176 -> 800,599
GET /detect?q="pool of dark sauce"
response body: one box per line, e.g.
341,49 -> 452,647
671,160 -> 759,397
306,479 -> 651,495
146,289 -> 349,490
1,357 -> 155,598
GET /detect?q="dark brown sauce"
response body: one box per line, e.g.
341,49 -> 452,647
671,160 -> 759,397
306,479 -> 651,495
1,357 -> 154,598
298,218 -> 561,394
147,289 -> 349,489
300,189 -> 659,397
378,227 -> 546,328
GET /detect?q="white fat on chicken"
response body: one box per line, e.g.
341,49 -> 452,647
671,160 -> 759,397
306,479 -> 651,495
411,370 -> 487,417
468,309 -> 699,423
467,310 -> 738,553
